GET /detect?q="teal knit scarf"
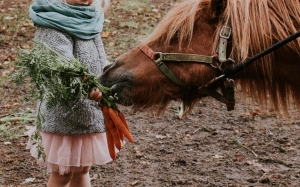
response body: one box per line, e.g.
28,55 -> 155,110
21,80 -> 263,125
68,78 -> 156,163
29,0 -> 104,40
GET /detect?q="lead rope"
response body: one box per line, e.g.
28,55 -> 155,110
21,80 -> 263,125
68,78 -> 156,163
200,30 -> 300,111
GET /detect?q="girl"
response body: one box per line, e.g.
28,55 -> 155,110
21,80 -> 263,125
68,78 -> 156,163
26,0 -> 112,186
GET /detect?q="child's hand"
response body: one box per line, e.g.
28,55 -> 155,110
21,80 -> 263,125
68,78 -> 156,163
88,88 -> 102,102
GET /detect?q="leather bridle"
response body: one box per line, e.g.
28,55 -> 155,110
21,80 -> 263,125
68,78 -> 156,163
139,24 -> 236,111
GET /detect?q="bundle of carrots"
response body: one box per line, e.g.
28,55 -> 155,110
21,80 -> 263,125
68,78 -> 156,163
101,105 -> 134,160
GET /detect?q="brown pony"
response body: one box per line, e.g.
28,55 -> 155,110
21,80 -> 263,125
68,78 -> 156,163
100,0 -> 300,115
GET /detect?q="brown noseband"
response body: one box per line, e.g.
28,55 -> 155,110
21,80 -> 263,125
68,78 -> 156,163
139,45 -> 219,87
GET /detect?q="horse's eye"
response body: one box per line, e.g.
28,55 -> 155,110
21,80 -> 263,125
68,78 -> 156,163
175,31 -> 180,38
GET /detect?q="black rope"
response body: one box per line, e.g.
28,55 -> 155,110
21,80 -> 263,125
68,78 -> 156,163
223,30 -> 300,78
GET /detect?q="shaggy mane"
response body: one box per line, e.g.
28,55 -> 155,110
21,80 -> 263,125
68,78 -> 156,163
218,0 -> 300,114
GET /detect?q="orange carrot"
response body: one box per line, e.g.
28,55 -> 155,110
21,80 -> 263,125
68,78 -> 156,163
102,105 -> 120,157
117,127 -> 124,141
108,107 -> 134,143
101,105 -> 110,119
105,125 -> 116,160
118,112 -> 130,133
106,119 -> 122,150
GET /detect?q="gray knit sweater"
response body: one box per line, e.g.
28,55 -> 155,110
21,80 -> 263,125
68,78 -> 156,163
35,26 -> 110,135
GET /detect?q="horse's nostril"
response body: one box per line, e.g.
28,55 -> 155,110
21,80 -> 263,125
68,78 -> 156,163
103,63 -> 113,72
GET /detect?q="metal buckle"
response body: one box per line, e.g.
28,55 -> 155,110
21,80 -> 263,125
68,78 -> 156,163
210,55 -> 223,70
219,26 -> 231,39
210,61 -> 222,69
154,52 -> 163,64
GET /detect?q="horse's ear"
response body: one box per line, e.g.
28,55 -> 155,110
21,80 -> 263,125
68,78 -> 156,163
211,0 -> 227,18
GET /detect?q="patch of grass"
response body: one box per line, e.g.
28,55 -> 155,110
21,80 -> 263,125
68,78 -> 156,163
140,22 -> 155,35
102,0 -> 170,61
0,109 -> 35,140
0,74 -> 9,87
0,124 -> 23,140
116,0 -> 151,12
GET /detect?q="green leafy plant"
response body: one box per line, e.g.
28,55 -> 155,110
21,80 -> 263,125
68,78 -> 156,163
0,109 -> 35,140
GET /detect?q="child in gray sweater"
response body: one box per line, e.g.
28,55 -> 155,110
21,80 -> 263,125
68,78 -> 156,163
26,0 -> 112,186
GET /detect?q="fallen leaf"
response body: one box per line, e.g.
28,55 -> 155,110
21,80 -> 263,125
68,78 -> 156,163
20,143 -> 26,146
13,120 -> 20,125
140,161 -> 150,166
253,162 -> 262,168
1,70 -> 11,77
134,147 -> 143,157
233,130 -> 239,135
4,54 -> 15,61
252,109 -> 260,116
25,125 -> 34,130
246,160 -> 262,168
4,104 -> 13,108
236,157 -> 244,162
0,28 -> 7,34
156,135 -> 166,139
111,31 -> 118,36
154,13 -> 162,19
108,41 -> 115,46
261,168 -> 272,173
101,31 -> 110,38
21,45 -> 30,49
212,154 -> 223,159
130,180 -> 140,186
4,16 -> 15,20
22,178 -> 35,184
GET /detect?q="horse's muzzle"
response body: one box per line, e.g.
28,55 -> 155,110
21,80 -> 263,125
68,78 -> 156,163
100,65 -> 134,106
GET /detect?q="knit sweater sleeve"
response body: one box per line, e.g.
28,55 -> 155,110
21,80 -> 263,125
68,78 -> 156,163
94,36 -> 111,70
34,26 -> 75,60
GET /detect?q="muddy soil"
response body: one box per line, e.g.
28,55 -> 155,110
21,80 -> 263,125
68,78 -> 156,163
1,0 -> 300,187
2,98 -> 300,187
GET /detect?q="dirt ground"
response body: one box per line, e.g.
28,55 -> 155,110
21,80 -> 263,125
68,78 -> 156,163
1,0 -> 300,187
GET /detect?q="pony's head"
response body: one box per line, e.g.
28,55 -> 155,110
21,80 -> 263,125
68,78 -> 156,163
101,0 -> 300,114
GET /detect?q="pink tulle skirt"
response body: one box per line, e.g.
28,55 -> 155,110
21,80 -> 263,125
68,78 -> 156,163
25,127 -> 116,175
